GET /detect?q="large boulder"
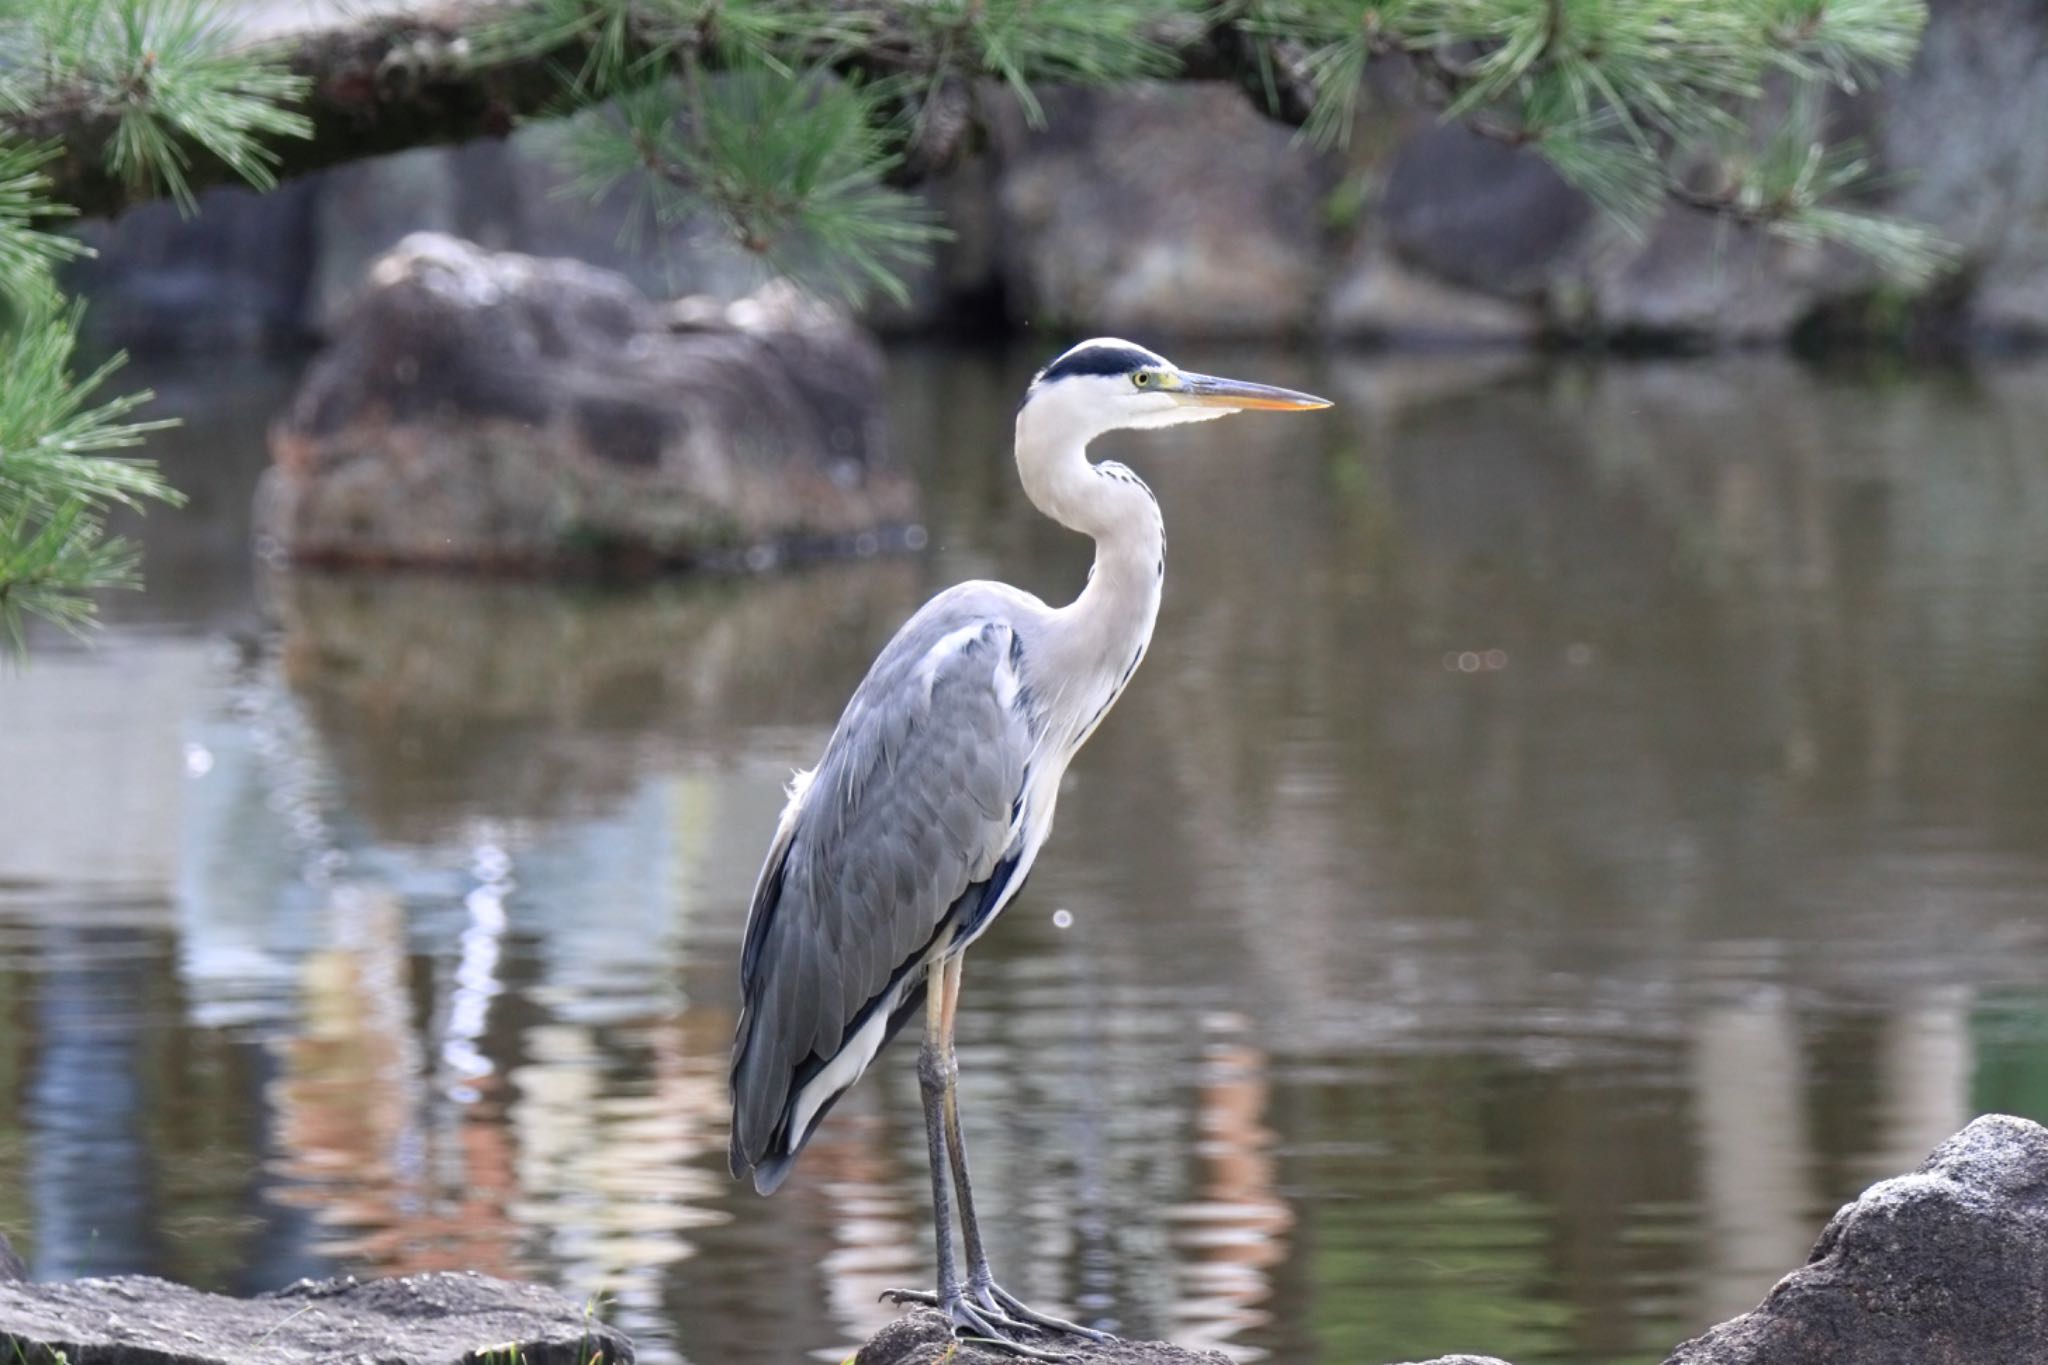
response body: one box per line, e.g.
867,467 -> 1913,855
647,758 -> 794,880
0,1271 -> 632,1365
1665,1113 -> 2048,1365
259,233 -> 916,570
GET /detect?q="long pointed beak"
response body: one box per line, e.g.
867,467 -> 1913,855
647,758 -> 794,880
1172,371 -> 1332,411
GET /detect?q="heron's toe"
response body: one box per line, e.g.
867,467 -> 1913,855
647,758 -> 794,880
976,1281 -> 1112,1342
878,1288 -> 1080,1361
880,1286 -> 940,1307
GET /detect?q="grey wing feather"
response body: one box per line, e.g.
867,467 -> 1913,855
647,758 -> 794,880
729,589 -> 1037,1183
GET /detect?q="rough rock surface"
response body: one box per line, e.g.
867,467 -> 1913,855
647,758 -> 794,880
851,1311 -> 1522,1365
1664,1113 -> 2048,1365
260,232 -> 916,569
0,1271 -> 631,1365
852,1309 -> 1232,1365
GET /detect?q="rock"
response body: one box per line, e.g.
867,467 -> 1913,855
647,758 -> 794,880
1375,121 -> 1589,300
852,1312 -> 1517,1365
1578,205 -> 1833,343
1874,0 -> 2048,341
990,83 -> 1333,337
259,233 -> 917,570
1665,1113 -> 2048,1365
65,179 -> 320,351
853,1309 -> 1231,1365
0,1270 -> 631,1365
1325,240 -> 1543,344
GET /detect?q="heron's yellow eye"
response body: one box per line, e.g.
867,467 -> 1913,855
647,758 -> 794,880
1133,372 -> 1152,388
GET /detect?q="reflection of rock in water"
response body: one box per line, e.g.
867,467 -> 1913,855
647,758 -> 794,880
267,887 -> 528,1279
268,559 -> 923,841
506,1003 -> 734,1342
1168,1027 -> 1291,1359
1690,995 -> 1815,1326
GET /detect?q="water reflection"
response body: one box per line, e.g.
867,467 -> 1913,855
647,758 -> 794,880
2,351 -> 2048,1364
1168,1024 -> 1291,1357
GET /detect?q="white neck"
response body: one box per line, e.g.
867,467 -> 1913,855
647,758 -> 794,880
1014,401 -> 1166,687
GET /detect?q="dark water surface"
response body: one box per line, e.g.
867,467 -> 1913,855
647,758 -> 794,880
5,347 -> 2048,1365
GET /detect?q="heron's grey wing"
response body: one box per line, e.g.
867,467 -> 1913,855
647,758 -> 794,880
729,601 -> 1034,1189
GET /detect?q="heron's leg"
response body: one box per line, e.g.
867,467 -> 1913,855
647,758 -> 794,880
938,955 -> 995,1292
916,978 -> 964,1312
884,971 -> 1069,1360
940,956 -> 1111,1343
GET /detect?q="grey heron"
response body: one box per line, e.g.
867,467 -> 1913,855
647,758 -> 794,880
728,339 -> 1330,1354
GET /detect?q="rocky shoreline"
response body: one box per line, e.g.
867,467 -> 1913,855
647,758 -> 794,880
0,1270 -> 632,1365
2,1114 -> 2042,1365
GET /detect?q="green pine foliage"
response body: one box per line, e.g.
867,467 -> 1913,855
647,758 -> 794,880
0,0 -> 303,641
0,0 -> 1950,638
0,294 -> 179,648
1245,0 -> 1948,282
900,0 -> 1183,125
552,62 -> 944,304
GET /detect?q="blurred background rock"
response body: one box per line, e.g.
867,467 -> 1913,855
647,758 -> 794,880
61,0 -> 2048,354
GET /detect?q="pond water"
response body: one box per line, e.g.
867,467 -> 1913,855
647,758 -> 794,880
4,345 -> 2048,1365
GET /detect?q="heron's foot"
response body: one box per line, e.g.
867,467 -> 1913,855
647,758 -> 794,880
974,1280 -> 1111,1342
886,1283 -> 1110,1343
878,1288 -> 1080,1361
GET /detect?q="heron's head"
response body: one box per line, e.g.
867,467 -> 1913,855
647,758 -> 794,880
1019,338 -> 1331,444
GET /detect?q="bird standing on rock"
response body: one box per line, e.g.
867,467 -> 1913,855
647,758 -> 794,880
728,339 -> 1330,1356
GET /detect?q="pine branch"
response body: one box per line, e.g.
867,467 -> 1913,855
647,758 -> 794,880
551,61 -> 944,304
4,1 -> 557,220
0,0 -> 1952,284
1247,0 -> 1951,283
